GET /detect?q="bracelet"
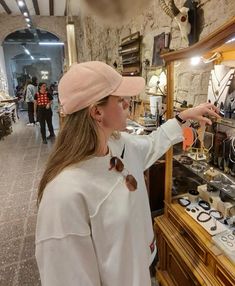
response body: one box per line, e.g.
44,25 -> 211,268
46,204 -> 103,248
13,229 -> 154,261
198,200 -> 211,211
209,210 -> 223,220
197,211 -> 212,223
175,114 -> 186,124
178,198 -> 191,207
179,155 -> 193,165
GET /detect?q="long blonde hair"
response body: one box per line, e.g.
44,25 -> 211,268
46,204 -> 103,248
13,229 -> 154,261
37,97 -> 109,205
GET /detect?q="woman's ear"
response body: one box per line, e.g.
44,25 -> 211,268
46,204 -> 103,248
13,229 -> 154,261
89,105 -> 103,123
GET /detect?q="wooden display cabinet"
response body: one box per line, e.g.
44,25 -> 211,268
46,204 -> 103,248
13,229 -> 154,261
154,17 -> 235,286
119,32 -> 141,76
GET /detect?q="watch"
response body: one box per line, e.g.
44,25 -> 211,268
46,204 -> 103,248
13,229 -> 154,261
175,114 -> 186,124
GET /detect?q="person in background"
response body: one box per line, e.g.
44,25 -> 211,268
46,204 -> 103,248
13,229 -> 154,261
48,83 -> 55,96
25,76 -> 38,126
35,61 -> 220,286
34,82 -> 55,144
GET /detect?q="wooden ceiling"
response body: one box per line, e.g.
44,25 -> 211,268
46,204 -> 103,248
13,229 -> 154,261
0,0 -> 80,16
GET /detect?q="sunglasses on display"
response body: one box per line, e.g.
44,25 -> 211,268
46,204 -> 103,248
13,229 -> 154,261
109,156 -> 138,192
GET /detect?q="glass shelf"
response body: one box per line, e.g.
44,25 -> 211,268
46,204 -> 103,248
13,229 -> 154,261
216,119 -> 235,128
173,153 -> 235,200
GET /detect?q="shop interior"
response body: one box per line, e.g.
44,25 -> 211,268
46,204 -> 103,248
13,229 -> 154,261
0,1 -> 235,286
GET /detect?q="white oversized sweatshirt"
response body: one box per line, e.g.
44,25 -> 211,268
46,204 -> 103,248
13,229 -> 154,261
35,118 -> 183,286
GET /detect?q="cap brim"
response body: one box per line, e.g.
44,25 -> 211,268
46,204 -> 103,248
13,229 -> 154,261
111,76 -> 145,97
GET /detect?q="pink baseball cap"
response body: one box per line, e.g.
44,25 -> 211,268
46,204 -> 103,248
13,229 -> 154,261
58,61 -> 145,114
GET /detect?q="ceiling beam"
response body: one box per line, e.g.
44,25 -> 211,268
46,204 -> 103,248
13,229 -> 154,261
0,0 -> 11,14
49,0 -> 54,16
32,0 -> 40,15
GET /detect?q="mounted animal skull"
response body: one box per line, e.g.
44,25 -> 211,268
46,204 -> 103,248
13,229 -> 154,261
159,0 -> 191,46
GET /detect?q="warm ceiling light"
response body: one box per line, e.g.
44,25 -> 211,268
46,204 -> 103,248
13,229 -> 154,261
27,24 -> 31,28
39,42 -> 64,46
18,1 -> 24,7
25,18 -> 30,22
23,12 -> 28,17
190,56 -> 201,66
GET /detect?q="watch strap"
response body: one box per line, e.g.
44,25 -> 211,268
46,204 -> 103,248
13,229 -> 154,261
175,114 -> 186,124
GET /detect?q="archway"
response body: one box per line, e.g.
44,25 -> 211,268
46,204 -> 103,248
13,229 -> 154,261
2,29 -> 65,97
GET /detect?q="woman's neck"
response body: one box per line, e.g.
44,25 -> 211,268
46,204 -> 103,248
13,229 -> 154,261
96,128 -> 112,156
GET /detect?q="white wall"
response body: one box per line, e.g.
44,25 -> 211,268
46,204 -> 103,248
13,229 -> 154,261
0,45 -> 9,94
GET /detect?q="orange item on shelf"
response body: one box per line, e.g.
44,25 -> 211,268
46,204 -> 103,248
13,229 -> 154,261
182,127 -> 194,151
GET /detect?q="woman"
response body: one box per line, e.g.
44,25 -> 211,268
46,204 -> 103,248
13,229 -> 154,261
35,61 -> 219,286
34,82 -> 55,144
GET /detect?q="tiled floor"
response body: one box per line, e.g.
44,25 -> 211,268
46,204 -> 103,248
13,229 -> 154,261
0,111 -> 159,286
0,111 -> 58,286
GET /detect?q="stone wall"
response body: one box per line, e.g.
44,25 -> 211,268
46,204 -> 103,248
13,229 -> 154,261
76,0 -> 235,105
174,59 -> 213,106
0,0 -> 234,103
0,46 -> 8,94
0,15 -> 66,45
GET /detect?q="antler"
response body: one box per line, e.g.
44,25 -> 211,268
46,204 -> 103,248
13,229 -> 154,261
159,0 -> 180,18
169,0 -> 180,17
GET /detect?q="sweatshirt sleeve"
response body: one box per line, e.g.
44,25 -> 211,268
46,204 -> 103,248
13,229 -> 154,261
36,235 -> 101,286
124,118 -> 184,171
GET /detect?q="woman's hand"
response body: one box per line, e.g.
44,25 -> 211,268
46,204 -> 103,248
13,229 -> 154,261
179,103 -> 220,125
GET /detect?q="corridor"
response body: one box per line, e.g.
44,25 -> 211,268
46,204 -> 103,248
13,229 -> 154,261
0,112 -> 58,286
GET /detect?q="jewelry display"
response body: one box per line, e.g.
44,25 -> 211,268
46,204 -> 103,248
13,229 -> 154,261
186,207 -> 197,213
227,241 -> 233,247
213,230 -> 235,261
190,162 -> 206,172
178,155 -> 193,165
210,218 -> 217,231
177,196 -> 228,236
229,137 -> 235,164
198,200 -> 211,211
178,198 -> 191,207
207,65 -> 235,107
213,68 -> 230,87
188,147 -> 207,161
221,235 -> 228,242
197,211 -> 212,223
228,234 -> 234,240
209,209 -> 223,220
210,75 -> 232,105
188,189 -> 199,203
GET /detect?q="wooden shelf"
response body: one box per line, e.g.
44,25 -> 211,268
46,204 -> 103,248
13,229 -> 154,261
119,32 -> 141,76
120,32 -> 140,46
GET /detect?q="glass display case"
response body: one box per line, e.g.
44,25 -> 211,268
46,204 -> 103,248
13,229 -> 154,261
155,17 -> 235,286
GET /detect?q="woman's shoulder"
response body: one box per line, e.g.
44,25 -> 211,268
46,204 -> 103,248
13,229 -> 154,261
45,166 -> 88,192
